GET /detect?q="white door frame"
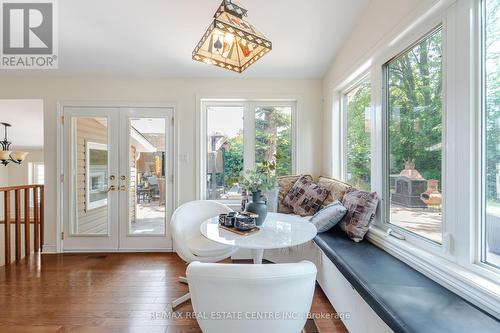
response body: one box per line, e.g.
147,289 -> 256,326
56,101 -> 178,253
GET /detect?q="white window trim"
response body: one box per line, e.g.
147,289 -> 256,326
198,98 -> 298,204
85,141 -> 108,211
332,0 -> 500,318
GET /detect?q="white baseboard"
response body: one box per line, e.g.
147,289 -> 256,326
42,245 -> 57,253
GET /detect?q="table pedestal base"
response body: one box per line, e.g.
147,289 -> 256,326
251,249 -> 264,264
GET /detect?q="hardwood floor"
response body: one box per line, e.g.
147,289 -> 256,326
0,253 -> 348,333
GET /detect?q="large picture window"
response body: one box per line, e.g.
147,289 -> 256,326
385,27 -> 443,244
343,77 -> 372,191
482,0 -> 500,268
203,101 -> 295,201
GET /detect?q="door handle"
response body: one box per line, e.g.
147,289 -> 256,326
119,185 -> 127,191
107,185 -> 116,192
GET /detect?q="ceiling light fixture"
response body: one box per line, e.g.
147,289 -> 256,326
192,0 -> 272,73
0,122 -> 28,166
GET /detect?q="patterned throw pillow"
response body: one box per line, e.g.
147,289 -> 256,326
283,176 -> 330,216
317,176 -> 351,207
340,188 -> 379,242
276,175 -> 313,214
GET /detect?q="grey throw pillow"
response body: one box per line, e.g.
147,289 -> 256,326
310,201 -> 348,233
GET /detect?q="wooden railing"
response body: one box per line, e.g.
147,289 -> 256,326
0,185 -> 44,265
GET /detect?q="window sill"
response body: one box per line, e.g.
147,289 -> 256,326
367,226 -> 500,319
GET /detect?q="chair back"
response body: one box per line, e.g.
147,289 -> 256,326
187,261 -> 317,333
170,200 -> 232,262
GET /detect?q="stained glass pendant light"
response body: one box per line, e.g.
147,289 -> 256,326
192,0 -> 272,73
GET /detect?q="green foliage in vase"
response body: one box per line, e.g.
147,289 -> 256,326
239,169 -> 276,193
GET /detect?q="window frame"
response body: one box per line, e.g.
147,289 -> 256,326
199,99 -> 297,205
381,24 -> 447,252
341,73 -> 373,190
479,0 -> 500,271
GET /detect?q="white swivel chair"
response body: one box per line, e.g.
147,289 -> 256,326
170,200 -> 239,308
187,261 -> 317,333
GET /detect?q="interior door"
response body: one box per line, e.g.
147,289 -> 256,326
118,108 -> 174,250
62,107 -> 120,251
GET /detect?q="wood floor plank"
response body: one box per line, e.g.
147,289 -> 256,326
0,253 -> 348,333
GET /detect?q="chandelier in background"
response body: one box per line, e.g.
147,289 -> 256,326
0,122 -> 28,166
192,0 -> 272,73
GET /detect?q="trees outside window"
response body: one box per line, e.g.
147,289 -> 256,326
344,78 -> 372,191
482,0 -> 500,268
386,27 -> 443,244
204,102 -> 295,201
255,106 -> 292,176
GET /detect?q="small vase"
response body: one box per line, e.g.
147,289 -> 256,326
245,190 -> 268,226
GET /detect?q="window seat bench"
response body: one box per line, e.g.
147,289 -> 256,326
313,227 -> 500,333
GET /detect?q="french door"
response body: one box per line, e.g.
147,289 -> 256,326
62,106 -> 174,251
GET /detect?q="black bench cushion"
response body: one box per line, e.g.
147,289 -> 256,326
314,228 -> 500,333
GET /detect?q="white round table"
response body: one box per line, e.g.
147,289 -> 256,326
200,212 -> 317,264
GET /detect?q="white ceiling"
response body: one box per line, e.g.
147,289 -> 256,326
41,0 -> 368,78
0,100 -> 44,149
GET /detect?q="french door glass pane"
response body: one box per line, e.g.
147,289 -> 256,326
129,118 -> 167,235
483,0 -> 500,268
255,106 -> 292,176
345,79 -> 372,190
71,117 -> 109,235
386,27 -> 443,244
206,106 -> 244,200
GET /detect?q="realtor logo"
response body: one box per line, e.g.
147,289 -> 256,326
1,0 -> 57,69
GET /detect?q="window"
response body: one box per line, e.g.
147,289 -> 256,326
28,162 -> 44,207
385,27 -> 443,244
255,106 -> 293,176
343,77 -> 372,191
206,106 -> 245,200
86,142 -> 108,210
482,0 -> 500,268
203,101 -> 295,201
29,162 -> 45,185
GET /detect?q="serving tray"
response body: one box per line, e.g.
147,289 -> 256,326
219,224 -> 260,236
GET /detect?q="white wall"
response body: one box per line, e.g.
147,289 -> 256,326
0,167 -> 7,187
0,77 -> 323,252
7,149 -> 44,186
322,0 -> 432,177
